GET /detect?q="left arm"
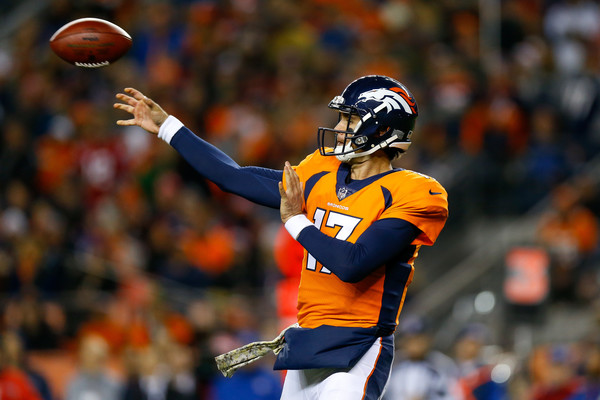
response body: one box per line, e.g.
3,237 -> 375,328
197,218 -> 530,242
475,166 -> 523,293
279,163 -> 420,283
168,125 -> 283,208
288,216 -> 420,283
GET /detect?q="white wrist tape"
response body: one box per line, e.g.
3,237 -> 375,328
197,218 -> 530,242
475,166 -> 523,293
284,214 -> 314,240
158,115 -> 184,144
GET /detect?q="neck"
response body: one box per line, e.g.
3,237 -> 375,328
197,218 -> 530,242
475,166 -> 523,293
348,152 -> 392,180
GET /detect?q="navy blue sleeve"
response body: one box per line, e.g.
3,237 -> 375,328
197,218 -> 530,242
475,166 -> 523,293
170,127 -> 282,208
296,218 -> 420,283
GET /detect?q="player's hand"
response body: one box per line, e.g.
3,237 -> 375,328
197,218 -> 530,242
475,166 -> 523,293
113,88 -> 168,135
279,161 -> 304,223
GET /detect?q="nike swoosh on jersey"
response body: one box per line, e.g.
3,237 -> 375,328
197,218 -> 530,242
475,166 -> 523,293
429,189 -> 442,195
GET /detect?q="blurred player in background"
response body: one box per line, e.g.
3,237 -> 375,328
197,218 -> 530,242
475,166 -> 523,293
114,75 -> 448,400
453,324 -> 508,400
384,315 -> 462,400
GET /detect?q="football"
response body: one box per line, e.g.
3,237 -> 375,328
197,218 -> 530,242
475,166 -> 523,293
49,18 -> 132,68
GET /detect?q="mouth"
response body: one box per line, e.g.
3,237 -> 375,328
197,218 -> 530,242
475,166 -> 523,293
337,138 -> 356,149
336,134 -> 352,146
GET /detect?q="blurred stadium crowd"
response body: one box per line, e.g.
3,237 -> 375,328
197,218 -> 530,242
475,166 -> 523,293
0,0 -> 599,399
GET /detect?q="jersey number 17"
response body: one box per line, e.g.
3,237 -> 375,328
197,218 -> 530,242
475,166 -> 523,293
306,208 -> 362,274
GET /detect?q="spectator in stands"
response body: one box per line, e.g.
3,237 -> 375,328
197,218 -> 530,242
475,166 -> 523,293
121,345 -> 169,400
544,0 -> 600,75
0,331 -> 52,400
65,334 -> 122,400
164,343 -> 197,400
0,119 -> 37,191
453,324 -> 508,400
537,183 -> 599,303
570,340 -> 600,400
458,71 -> 528,215
0,331 -> 43,400
538,184 -> 599,256
528,343 -> 583,400
515,104 -> 570,211
2,294 -> 64,350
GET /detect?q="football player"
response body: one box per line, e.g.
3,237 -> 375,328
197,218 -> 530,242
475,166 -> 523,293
114,75 -> 449,400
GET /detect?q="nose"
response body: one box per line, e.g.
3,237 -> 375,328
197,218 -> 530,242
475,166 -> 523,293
334,119 -> 347,131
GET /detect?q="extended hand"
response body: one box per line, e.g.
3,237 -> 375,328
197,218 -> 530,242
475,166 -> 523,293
279,161 -> 304,224
114,88 -> 168,135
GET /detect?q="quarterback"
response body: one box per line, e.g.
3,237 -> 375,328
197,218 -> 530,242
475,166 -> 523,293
114,75 -> 448,400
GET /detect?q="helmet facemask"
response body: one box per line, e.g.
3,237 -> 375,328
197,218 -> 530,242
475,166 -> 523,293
318,98 -> 371,162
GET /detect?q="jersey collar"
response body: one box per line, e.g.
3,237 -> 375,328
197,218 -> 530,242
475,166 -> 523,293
335,163 -> 400,201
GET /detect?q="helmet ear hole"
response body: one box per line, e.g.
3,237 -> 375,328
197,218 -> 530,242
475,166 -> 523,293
376,127 -> 390,137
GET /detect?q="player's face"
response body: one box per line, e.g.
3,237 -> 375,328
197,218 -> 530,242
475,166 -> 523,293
330,112 -> 372,163
318,111 -> 372,163
333,112 -> 361,148
334,112 -> 360,136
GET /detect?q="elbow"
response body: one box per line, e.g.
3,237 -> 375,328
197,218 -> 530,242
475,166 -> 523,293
214,180 -> 233,193
335,265 -> 368,283
340,274 -> 364,284
215,181 -> 243,197
329,249 -> 373,283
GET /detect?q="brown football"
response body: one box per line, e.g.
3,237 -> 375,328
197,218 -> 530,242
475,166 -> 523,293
49,18 -> 132,68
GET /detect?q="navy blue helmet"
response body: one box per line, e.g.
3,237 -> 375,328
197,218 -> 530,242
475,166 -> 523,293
318,75 -> 418,162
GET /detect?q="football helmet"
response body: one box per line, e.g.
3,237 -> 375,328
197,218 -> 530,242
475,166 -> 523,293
318,75 -> 418,162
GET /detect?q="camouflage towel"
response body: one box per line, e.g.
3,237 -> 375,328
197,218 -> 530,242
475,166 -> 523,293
215,323 -> 299,377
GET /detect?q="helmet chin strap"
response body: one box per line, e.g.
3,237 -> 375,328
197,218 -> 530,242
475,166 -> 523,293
335,131 -> 405,162
335,152 -> 355,163
334,144 -> 355,162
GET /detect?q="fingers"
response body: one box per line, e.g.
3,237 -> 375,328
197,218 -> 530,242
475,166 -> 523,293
280,162 -> 297,198
283,163 -> 291,194
113,102 -> 134,113
124,87 -> 146,101
113,88 -> 149,107
284,162 -> 301,194
279,162 -> 304,223
115,92 -> 137,106
278,181 -> 286,197
113,91 -> 139,118
115,89 -> 157,115
116,119 -> 136,126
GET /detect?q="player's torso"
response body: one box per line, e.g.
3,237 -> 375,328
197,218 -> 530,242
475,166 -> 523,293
294,153 -> 419,330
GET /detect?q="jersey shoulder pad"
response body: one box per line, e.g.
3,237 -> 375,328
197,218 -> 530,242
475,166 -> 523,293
295,149 -> 340,179
392,169 -> 447,201
381,169 -> 448,245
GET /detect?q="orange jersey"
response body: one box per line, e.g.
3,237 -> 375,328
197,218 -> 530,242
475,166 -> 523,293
285,150 -> 448,331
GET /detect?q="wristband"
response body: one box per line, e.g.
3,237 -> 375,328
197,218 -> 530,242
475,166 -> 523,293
158,115 -> 184,144
284,214 -> 314,240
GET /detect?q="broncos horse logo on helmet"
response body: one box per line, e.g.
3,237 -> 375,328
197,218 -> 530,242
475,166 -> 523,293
318,75 -> 418,162
358,88 -> 417,114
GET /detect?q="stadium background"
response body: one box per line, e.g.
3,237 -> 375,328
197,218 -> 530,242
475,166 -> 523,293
0,0 -> 599,399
